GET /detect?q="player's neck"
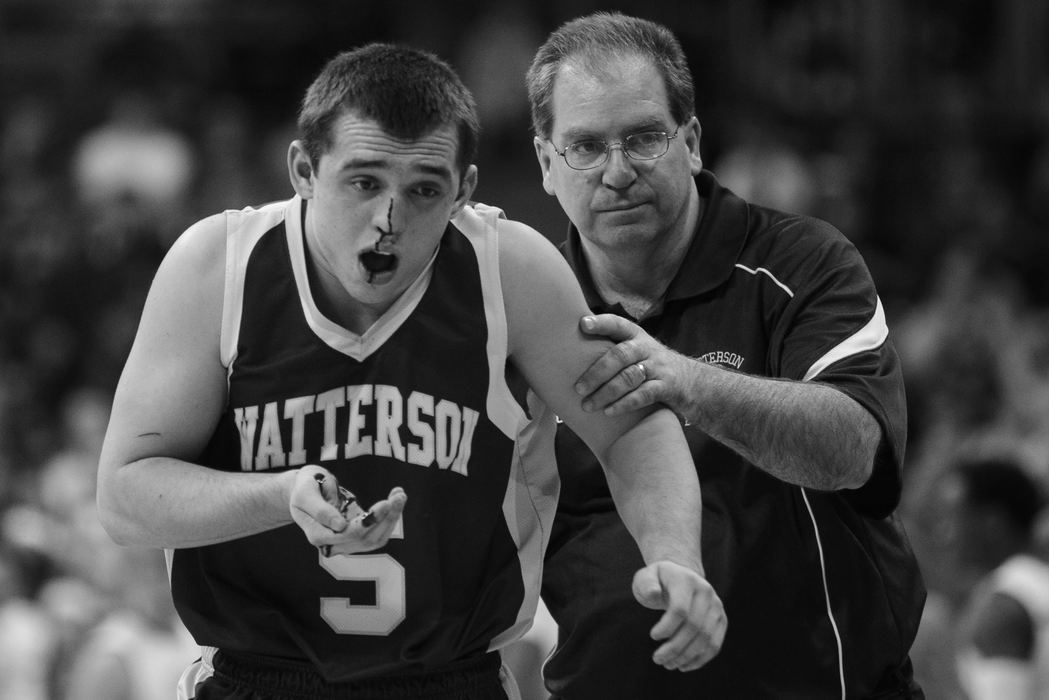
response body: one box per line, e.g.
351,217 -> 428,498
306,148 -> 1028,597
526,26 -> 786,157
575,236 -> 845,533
302,234 -> 389,336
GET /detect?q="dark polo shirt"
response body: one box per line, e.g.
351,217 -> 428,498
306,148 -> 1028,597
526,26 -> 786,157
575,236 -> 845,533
542,171 -> 926,699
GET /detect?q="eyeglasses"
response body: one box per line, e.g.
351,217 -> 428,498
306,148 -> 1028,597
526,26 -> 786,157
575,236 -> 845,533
550,127 -> 680,170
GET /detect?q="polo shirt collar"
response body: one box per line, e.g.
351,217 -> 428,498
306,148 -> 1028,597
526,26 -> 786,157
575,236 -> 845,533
562,170 -> 750,312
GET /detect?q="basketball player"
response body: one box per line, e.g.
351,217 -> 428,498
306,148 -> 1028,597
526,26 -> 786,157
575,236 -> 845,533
96,43 -> 725,700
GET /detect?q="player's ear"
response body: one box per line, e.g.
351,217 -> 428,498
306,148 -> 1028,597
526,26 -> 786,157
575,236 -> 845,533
288,140 -> 316,198
451,164 -> 478,216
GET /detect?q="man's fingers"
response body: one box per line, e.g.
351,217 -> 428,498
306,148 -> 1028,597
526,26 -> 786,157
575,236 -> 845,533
579,313 -> 637,342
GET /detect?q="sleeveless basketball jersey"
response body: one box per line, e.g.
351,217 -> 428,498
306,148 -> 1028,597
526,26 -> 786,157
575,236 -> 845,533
168,196 -> 559,682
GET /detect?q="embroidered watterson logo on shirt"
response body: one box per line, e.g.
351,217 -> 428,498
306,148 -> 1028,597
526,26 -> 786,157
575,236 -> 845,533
698,351 -> 745,370
232,384 -> 479,475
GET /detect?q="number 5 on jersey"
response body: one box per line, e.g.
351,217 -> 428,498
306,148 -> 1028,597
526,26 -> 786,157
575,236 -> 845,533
318,516 -> 406,635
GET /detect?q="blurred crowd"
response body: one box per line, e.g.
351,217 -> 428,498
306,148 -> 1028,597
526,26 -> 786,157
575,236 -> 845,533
2,1 -> 1049,698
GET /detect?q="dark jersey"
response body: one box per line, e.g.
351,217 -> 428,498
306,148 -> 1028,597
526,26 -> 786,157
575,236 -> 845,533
542,172 -> 926,699
168,197 -> 559,682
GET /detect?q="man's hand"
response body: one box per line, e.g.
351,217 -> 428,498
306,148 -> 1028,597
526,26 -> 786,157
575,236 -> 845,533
289,467 -> 406,556
633,561 -> 726,672
575,314 -> 694,418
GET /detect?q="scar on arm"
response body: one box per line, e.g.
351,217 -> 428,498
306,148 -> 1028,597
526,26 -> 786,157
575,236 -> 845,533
137,432 -> 162,438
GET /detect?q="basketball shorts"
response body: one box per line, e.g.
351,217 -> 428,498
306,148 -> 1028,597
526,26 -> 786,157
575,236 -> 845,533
180,649 -> 520,700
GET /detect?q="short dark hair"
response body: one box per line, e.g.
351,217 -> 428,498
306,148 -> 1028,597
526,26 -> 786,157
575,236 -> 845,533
956,457 -> 1047,536
526,12 -> 695,139
298,43 -> 480,176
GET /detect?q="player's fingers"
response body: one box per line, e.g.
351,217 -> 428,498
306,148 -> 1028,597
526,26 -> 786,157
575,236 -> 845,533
324,488 -> 407,557
654,602 -> 726,671
326,513 -> 402,556
653,586 -> 726,671
369,487 -> 407,523
290,468 -> 347,533
632,566 -> 666,610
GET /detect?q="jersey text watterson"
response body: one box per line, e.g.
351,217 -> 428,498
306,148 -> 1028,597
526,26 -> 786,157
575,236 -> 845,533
698,350 -> 745,369
232,384 -> 480,475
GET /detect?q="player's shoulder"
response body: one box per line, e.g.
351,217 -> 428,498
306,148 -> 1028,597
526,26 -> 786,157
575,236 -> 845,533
455,200 -> 563,273
151,211 -> 230,303
168,211 -> 226,262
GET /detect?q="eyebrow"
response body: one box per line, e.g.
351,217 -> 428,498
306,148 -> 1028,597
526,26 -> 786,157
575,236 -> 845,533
560,120 -> 670,143
338,158 -> 454,183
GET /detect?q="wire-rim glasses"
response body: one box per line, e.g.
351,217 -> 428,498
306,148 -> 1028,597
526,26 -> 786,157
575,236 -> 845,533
551,127 -> 680,170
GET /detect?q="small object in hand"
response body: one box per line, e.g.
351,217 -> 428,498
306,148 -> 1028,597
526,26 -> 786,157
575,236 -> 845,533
360,510 -> 377,527
336,485 -> 366,520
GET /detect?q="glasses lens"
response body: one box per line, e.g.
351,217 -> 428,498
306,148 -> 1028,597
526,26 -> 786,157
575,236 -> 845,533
566,140 -> 606,169
625,132 -> 669,160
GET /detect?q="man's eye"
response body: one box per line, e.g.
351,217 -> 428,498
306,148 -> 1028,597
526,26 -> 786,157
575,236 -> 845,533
351,179 -> 378,191
413,186 -> 440,198
630,132 -> 662,147
569,140 -> 605,156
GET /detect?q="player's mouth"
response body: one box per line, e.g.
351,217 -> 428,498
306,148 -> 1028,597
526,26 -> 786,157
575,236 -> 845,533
360,250 -> 398,283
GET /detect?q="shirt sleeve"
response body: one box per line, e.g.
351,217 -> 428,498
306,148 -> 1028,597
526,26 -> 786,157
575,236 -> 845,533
770,220 -> 907,518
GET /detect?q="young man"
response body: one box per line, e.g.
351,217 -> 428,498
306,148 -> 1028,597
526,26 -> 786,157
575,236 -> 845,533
527,12 -> 927,699
96,44 -> 725,700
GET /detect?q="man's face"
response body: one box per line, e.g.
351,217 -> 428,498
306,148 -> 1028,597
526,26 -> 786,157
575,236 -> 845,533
291,112 -> 475,313
534,54 -> 702,252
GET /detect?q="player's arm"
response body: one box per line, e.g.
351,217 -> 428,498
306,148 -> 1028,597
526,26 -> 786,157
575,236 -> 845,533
500,221 -> 725,671
574,317 -> 882,490
96,216 -> 399,551
97,214 -> 298,548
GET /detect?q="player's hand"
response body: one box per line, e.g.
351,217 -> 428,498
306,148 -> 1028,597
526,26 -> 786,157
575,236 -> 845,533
289,467 -> 406,556
633,561 -> 726,672
574,314 -> 693,419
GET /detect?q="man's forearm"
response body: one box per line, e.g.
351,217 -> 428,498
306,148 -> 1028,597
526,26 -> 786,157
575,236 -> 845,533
97,457 -> 295,549
680,362 -> 880,490
602,409 -> 704,573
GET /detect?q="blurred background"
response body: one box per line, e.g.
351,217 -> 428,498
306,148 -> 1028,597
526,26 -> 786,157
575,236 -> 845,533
2,0 -> 1049,698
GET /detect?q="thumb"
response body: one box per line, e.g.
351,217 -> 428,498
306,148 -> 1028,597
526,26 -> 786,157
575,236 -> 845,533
579,313 -> 635,342
632,565 -> 666,610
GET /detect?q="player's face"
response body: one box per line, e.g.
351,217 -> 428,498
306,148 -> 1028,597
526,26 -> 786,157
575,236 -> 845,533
534,54 -> 702,254
290,112 -> 476,321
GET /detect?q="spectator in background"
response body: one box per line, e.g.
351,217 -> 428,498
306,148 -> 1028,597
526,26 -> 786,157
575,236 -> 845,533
62,545 -> 196,700
941,457 -> 1049,700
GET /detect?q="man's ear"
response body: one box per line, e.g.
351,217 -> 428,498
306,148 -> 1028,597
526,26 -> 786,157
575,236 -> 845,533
288,140 -> 316,198
451,164 -> 479,216
533,137 -> 556,195
683,117 -> 704,175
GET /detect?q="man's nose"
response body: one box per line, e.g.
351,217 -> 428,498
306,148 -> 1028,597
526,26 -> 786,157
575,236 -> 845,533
374,197 -> 398,235
601,145 -> 637,189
